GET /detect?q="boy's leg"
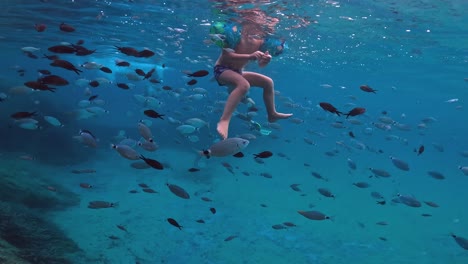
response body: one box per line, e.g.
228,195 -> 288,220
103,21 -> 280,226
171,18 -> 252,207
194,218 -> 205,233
242,71 -> 292,122
217,70 -> 250,139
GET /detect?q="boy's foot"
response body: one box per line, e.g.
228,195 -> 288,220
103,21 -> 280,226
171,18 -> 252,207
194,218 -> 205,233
217,120 -> 229,140
268,112 -> 293,123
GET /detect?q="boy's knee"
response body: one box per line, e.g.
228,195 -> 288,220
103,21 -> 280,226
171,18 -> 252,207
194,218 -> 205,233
238,83 -> 250,94
265,77 -> 274,88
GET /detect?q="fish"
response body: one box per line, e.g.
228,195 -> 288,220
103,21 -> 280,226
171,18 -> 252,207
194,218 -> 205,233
100,67 -> 112,73
187,70 -> 209,77
35,23 -> 47,32
451,234 -> 468,250
390,156 -> 410,171
139,155 -> 164,170
111,144 -> 140,160
71,169 -> 96,174
345,107 -> 366,118
353,182 -> 370,188
298,210 -> 332,221
253,151 -> 273,159
317,188 -> 335,198
360,85 -> 377,93
59,23 -> 75,32
24,81 -> 56,92
201,138 -> 249,158
166,183 -> 190,199
115,45 -> 139,56
48,45 -> 76,54
369,167 -> 391,178
188,168 -> 200,172
11,111 -> 36,119
144,110 -> 165,119
38,75 -> 69,86
88,201 -> 116,209
427,171 -> 445,180
116,83 -> 130,90
79,183 -> 93,189
167,218 -> 183,230
397,194 -> 421,207
319,102 -> 342,116
210,207 -> 217,214
50,59 -> 82,75
458,166 -> 468,176
137,121 -> 154,142
187,79 -> 197,85
416,145 -> 424,156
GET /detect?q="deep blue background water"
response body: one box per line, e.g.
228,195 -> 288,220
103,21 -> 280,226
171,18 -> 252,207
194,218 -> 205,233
0,0 -> 467,263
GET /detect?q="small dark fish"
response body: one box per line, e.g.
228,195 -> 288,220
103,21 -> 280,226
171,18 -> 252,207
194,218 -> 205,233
51,59 -> 82,75
253,151 -> 273,159
311,171 -> 328,181
224,235 -> 237,242
116,61 -> 130,67
116,225 -> 128,232
89,80 -> 100,87
201,197 -> 212,202
416,145 -> 425,155
48,45 -> 76,54
167,218 -> 182,230
115,46 -> 139,56
390,156 -> 410,171
451,234 -> 468,250
376,221 -> 388,226
138,183 -> 149,188
298,210 -> 332,221
38,75 -> 69,86
272,224 -> 286,230
116,83 -> 130,90
371,191 -> 384,199
35,23 -> 47,32
139,155 -> 164,170
345,107 -> 366,118
129,190 -> 138,193
421,213 -> 432,217
59,22 -> 75,32
260,172 -> 272,178
397,194 -> 421,207
135,69 -> 146,76
144,109 -> 165,119
318,188 -> 335,198
142,188 -> 158,193
38,69 -> 51,75
379,237 -> 388,241
283,222 -> 296,227
187,79 -> 197,86
319,102 -> 342,116
108,235 -> 119,240
162,85 -> 172,91
290,184 -> 301,192
210,207 -> 216,214
88,201 -> 116,209
369,167 -> 391,178
188,167 -> 200,172
79,183 -> 93,189
144,68 -> 156,79
137,49 -> 155,58
348,131 -> 355,138
376,200 -> 386,205
196,219 -> 205,224
233,152 -> 244,158
11,111 -> 37,119
424,201 -> 439,208
360,85 -> 377,93
353,182 -> 370,188
166,183 -> 190,199
427,170 -> 445,180
100,67 -> 112,73
88,95 -> 98,101
187,70 -> 209,77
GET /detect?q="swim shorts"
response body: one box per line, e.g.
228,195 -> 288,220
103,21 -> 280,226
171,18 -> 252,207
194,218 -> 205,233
213,65 -> 242,86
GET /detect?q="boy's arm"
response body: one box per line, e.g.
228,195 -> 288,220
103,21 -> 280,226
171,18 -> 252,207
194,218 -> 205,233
222,48 -> 263,61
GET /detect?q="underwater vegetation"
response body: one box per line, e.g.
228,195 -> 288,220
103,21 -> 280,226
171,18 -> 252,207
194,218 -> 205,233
0,163 -> 83,263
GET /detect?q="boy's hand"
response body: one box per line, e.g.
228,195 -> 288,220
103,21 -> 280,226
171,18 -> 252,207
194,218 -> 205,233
258,51 -> 272,67
249,51 -> 264,61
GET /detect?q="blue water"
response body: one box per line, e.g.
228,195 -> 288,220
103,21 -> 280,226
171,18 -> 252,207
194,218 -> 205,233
0,0 -> 467,263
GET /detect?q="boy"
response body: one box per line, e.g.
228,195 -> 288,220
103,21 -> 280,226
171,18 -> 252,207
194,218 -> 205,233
213,21 -> 292,139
